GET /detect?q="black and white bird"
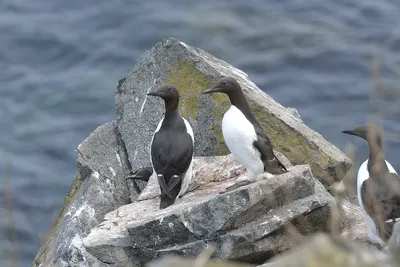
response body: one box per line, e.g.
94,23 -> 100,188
342,124 -> 400,245
201,77 -> 287,192
147,84 -> 194,209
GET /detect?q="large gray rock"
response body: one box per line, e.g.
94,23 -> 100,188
33,121 -> 133,267
138,150 -> 291,201
116,37 -> 351,195
33,37 -> 353,267
83,163 -> 333,266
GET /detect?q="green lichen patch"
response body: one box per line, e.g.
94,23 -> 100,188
210,92 -> 231,155
166,60 -> 213,120
135,71 -> 145,80
165,59 -> 335,183
248,99 -> 331,180
165,59 -> 233,155
54,174 -> 82,230
33,174 -> 83,266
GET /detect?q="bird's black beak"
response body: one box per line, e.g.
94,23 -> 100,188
125,167 -> 153,182
201,87 -> 222,95
147,91 -> 163,97
341,130 -> 357,136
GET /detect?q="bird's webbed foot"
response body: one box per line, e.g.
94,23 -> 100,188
219,180 -> 251,194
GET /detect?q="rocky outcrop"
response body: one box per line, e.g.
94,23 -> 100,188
83,161 -> 333,266
33,121 -> 133,267
115,37 -> 351,198
33,37 -> 352,267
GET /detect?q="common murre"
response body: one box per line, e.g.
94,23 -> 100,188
147,84 -> 194,209
342,124 -> 400,245
201,77 -> 287,193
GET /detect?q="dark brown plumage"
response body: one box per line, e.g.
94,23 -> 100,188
342,124 -> 400,243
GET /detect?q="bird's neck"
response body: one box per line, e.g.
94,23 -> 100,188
164,99 -> 179,119
228,90 -> 260,127
367,140 -> 389,178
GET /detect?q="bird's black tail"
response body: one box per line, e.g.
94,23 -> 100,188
278,158 -> 288,173
160,195 -> 177,209
380,218 -> 400,242
159,175 -> 182,209
265,155 -> 288,174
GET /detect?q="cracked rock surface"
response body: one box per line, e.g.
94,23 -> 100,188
83,164 -> 333,266
33,121 -> 133,267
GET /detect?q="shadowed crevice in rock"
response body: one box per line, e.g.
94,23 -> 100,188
113,121 -> 143,198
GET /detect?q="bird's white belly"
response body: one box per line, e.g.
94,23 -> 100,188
179,118 -> 194,197
222,106 -> 263,176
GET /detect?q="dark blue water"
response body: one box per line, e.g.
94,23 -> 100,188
2,0 -> 400,266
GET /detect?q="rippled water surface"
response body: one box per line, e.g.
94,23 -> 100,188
2,0 -> 400,266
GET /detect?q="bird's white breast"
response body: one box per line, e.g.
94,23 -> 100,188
180,117 -> 194,196
221,105 -> 263,176
183,118 -> 194,144
357,158 -> 398,244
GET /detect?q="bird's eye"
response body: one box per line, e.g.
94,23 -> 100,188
168,87 -> 172,90
222,82 -> 227,85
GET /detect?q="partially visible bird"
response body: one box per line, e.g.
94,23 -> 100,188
342,124 -> 400,245
147,84 -> 194,209
125,166 -> 153,183
201,77 -> 287,193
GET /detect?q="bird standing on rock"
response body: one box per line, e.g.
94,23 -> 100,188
147,84 -> 194,209
342,124 -> 400,245
201,77 -> 287,193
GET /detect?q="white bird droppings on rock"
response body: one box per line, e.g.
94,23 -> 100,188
109,167 -> 116,177
71,203 -> 95,221
92,171 -> 100,179
139,79 -> 156,116
115,153 -> 122,167
179,41 -> 188,48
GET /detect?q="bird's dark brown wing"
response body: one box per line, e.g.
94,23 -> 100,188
252,127 -> 287,174
361,173 -> 400,241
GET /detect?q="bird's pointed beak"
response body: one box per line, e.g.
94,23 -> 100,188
201,87 -> 222,95
341,130 -> 357,136
147,91 -> 163,97
125,167 -> 153,182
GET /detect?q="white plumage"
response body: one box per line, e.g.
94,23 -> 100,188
222,105 -> 267,182
357,158 -> 398,245
179,118 -> 194,197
